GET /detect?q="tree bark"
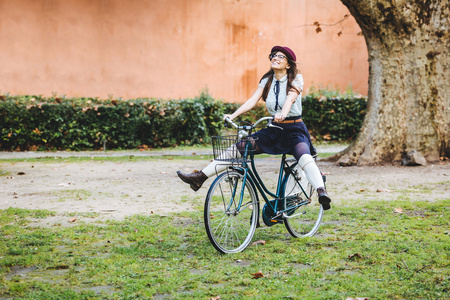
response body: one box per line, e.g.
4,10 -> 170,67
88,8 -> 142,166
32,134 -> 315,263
334,0 -> 449,165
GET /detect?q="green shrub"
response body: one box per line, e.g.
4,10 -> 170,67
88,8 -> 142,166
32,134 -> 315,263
303,96 -> 367,141
0,90 -> 366,151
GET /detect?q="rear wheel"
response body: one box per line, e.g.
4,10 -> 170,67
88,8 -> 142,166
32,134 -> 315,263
204,170 -> 259,253
283,169 -> 323,237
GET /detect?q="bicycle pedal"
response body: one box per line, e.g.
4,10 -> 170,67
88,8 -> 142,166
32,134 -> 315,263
270,215 -> 284,223
270,219 -> 283,224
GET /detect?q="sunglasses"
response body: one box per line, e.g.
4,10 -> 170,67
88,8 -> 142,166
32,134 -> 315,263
269,53 -> 287,61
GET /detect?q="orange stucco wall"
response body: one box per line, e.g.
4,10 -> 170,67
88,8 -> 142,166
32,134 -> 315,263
0,0 -> 368,102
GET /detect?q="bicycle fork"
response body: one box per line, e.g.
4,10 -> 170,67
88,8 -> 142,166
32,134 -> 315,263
225,169 -> 250,215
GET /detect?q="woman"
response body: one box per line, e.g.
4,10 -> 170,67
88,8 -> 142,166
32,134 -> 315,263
177,46 -> 331,210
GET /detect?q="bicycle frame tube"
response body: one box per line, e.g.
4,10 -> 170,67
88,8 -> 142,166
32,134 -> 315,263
249,154 -> 281,199
240,150 -> 283,214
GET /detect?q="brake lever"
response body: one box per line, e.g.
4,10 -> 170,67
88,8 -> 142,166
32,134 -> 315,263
268,119 -> 283,130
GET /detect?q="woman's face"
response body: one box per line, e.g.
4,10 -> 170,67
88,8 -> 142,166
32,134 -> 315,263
270,51 -> 290,71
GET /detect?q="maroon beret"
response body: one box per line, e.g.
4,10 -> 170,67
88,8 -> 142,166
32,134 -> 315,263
271,46 -> 296,62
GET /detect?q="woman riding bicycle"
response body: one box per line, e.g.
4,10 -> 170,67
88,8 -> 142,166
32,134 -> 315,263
177,46 -> 331,210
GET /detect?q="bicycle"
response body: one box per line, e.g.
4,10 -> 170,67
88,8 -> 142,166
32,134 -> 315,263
204,116 -> 325,254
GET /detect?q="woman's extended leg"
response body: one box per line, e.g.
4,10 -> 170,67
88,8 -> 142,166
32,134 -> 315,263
177,138 -> 263,191
291,142 -> 331,210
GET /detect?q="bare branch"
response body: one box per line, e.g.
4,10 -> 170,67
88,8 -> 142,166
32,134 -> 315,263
295,14 -> 350,28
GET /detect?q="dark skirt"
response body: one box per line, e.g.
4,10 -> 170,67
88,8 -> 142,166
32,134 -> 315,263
251,120 -> 316,156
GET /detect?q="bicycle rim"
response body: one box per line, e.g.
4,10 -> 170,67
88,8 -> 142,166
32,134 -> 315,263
204,170 -> 259,254
283,170 -> 323,237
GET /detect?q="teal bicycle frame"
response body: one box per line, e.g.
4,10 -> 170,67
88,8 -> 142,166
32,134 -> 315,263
228,131 -> 312,222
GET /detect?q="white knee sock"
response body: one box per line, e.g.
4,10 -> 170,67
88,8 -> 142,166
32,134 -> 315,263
202,144 -> 240,177
202,160 -> 228,177
298,154 -> 324,190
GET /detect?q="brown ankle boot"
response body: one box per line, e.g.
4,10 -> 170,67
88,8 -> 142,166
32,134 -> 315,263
177,170 -> 208,192
317,187 -> 331,210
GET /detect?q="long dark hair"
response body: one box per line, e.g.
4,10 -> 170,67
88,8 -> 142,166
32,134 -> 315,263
260,52 -> 300,101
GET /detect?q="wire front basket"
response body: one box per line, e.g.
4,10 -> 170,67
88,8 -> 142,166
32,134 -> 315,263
212,136 -> 253,164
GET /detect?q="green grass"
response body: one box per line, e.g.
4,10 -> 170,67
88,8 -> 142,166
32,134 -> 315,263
0,199 -> 448,299
0,152 -> 336,165
0,154 -> 214,164
0,142 -> 342,164
53,189 -> 93,202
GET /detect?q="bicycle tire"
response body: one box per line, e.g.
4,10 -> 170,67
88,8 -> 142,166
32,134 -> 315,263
283,169 -> 323,237
204,170 -> 259,254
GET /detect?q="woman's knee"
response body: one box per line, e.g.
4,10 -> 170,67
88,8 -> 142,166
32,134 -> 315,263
291,142 -> 311,161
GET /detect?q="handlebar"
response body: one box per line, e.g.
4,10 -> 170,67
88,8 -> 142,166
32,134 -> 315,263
225,116 -> 280,131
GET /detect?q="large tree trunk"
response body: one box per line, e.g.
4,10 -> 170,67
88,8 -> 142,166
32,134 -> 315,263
334,0 -> 449,165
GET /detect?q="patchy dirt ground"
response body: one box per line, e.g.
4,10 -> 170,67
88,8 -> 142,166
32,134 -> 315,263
0,151 -> 448,226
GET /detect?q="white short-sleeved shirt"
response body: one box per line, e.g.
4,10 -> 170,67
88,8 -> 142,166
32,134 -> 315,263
258,74 -> 304,117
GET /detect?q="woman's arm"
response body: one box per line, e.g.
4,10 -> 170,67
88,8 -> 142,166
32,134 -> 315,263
223,86 -> 264,121
274,89 -> 300,123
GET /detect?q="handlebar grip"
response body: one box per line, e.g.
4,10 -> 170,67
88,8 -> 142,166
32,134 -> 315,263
224,117 -> 239,129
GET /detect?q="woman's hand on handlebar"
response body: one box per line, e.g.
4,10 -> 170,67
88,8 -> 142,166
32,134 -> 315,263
223,114 -> 234,122
274,112 -> 286,123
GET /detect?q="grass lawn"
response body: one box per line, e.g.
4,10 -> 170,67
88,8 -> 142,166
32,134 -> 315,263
0,197 -> 448,299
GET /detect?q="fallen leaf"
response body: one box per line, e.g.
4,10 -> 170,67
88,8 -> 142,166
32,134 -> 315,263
68,218 -> 77,222
210,296 -> 221,300
376,189 -> 392,193
359,189 -> 366,192
394,207 -> 403,214
252,240 -> 266,246
348,253 -> 362,260
17,172 -> 26,175
251,271 -> 265,279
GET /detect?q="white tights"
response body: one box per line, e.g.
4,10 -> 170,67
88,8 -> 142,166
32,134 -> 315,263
202,144 -> 239,177
298,154 -> 324,190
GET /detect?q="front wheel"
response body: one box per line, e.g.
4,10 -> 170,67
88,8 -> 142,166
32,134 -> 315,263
283,169 -> 323,237
204,170 -> 259,254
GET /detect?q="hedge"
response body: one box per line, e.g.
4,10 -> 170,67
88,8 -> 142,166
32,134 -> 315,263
0,92 -> 367,151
